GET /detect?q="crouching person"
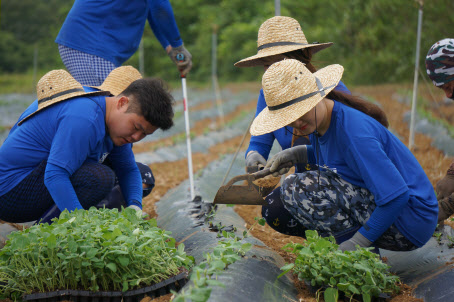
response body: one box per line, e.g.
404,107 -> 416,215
253,59 -> 437,252
0,70 -> 174,223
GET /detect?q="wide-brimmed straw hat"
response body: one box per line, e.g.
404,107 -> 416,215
250,59 -> 343,136
18,70 -> 110,125
92,66 -> 142,96
235,16 -> 333,67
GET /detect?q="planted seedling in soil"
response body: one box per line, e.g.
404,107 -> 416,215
0,207 -> 193,300
172,217 -> 266,302
279,230 -> 400,302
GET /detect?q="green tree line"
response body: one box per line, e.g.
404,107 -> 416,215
0,0 -> 453,86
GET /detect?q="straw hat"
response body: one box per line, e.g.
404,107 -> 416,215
235,16 -> 333,67
92,65 -> 143,96
250,59 -> 343,136
18,70 -> 110,125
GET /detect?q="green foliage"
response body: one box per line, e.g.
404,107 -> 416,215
0,0 -> 453,85
172,231 -> 252,302
0,208 -> 193,299
280,230 -> 400,301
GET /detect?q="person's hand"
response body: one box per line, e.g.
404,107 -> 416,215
246,151 -> 267,170
437,193 -> 454,222
436,174 -> 454,200
265,145 -> 308,177
338,232 -> 372,252
127,205 -> 147,218
168,44 -> 192,76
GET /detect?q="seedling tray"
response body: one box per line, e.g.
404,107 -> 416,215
23,271 -> 188,302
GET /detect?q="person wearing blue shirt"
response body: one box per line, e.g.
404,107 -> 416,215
0,69 -> 174,223
250,59 -> 437,252
234,16 -> 356,233
235,16 -> 351,172
56,0 -> 192,86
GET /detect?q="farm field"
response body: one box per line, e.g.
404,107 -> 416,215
134,83 -> 452,301
0,82 -> 452,301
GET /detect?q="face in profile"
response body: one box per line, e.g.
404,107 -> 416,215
440,81 -> 454,100
107,96 -> 158,146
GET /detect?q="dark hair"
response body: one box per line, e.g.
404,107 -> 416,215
122,78 -> 174,130
327,90 -> 389,128
283,49 -> 317,73
284,50 -> 389,128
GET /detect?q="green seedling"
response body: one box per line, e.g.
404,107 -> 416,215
279,230 -> 400,302
0,207 -> 193,300
433,231 -> 443,244
447,235 -> 454,249
173,218 -> 265,302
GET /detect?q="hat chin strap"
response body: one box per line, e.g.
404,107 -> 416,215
268,76 -> 335,111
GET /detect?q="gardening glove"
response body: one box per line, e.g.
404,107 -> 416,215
436,173 -> 454,200
127,204 -> 147,218
338,232 -> 372,252
168,44 -> 193,76
246,151 -> 267,170
437,193 -> 454,222
265,145 -> 308,177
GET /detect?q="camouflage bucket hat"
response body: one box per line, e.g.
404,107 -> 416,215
425,38 -> 454,87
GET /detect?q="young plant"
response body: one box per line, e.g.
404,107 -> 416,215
171,217 -> 266,301
0,207 -> 193,300
279,230 -> 400,302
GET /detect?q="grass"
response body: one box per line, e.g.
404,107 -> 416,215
0,72 -> 45,95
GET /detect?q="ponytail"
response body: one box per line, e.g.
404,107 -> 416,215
327,90 -> 389,128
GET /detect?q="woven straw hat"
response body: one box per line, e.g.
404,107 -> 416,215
250,59 -> 343,136
235,16 -> 333,67
92,66 -> 143,96
18,70 -> 110,125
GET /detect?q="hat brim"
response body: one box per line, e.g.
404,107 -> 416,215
18,90 -> 111,125
235,42 -> 333,67
250,64 -> 344,136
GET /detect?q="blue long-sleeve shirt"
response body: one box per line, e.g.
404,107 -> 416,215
56,0 -> 183,66
307,102 -> 437,247
246,81 -> 351,159
0,94 -> 142,211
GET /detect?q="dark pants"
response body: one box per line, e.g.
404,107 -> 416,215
263,169 -> 418,252
0,161 -> 115,223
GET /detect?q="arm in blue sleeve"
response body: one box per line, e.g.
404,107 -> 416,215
246,141 -> 273,160
110,145 -> 143,209
44,162 -> 83,211
245,89 -> 275,159
335,80 -> 351,95
147,0 -> 183,48
148,9 -> 169,49
359,190 -> 409,242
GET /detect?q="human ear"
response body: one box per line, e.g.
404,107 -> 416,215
117,96 -> 130,109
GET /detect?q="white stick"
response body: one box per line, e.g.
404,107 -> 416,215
181,77 -> 195,200
409,3 -> 423,150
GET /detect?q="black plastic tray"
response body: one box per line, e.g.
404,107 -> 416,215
23,271 -> 188,302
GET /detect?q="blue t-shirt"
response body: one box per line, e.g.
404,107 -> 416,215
0,95 -> 142,211
246,81 -> 350,159
307,102 -> 438,247
56,0 -> 183,66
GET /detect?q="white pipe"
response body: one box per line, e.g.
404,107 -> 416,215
181,77 -> 195,200
409,3 -> 423,150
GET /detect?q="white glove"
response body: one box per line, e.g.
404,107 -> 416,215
265,145 -> 308,177
338,232 -> 372,251
127,205 -> 146,218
